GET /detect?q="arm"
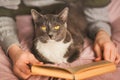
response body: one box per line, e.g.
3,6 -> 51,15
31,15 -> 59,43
0,17 -> 19,53
84,6 -> 120,64
84,7 -> 111,39
0,17 -> 42,79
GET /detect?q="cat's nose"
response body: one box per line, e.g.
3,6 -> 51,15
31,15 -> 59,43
49,34 -> 53,38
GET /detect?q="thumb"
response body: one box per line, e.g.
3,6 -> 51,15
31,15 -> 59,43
29,54 -> 43,65
94,44 -> 102,61
115,53 -> 120,64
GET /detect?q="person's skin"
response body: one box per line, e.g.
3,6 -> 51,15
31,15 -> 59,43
94,30 -> 120,64
8,44 -> 43,79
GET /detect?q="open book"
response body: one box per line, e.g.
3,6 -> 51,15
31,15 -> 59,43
31,60 -> 116,80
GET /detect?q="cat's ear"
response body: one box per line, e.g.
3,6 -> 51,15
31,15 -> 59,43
31,9 -> 43,21
58,7 -> 69,22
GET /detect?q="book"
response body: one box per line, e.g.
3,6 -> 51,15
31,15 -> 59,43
31,60 -> 116,80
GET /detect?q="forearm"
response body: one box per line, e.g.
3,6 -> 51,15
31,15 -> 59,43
87,21 -> 111,40
8,44 -> 22,63
0,17 -> 20,53
84,7 -> 111,39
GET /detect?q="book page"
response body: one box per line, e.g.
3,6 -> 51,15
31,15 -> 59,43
32,65 -> 74,79
74,64 -> 116,80
66,60 -> 114,73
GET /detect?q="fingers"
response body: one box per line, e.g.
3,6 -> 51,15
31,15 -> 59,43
26,51 -> 43,65
103,44 -> 120,64
103,45 -> 111,61
114,47 -> 120,64
12,50 -> 44,79
94,42 -> 120,64
110,47 -> 117,62
28,54 -> 43,65
13,64 -> 31,79
94,44 -> 102,61
115,53 -> 120,64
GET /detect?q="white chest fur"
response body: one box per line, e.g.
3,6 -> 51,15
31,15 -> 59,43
35,40 -> 73,63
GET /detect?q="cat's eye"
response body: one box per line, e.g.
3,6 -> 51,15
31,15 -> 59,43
54,26 -> 60,30
41,26 -> 46,31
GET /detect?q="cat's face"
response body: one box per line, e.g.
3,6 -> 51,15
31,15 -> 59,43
31,8 -> 69,42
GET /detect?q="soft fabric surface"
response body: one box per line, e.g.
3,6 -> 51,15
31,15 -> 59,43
112,18 -> 120,55
0,0 -> 120,80
107,0 -> 120,22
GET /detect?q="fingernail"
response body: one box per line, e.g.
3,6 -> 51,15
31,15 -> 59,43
95,57 -> 101,61
39,62 -> 43,65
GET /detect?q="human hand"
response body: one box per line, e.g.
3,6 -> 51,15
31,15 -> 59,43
8,44 -> 43,79
94,30 -> 120,64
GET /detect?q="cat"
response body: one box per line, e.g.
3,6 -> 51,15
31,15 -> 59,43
31,0 -> 87,64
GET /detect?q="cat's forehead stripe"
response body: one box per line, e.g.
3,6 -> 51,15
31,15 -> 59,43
43,17 -> 60,26
48,23 -> 52,27
45,15 -> 60,22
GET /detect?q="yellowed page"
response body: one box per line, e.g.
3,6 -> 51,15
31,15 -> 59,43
74,64 -> 116,80
66,60 -> 114,73
31,65 -> 73,79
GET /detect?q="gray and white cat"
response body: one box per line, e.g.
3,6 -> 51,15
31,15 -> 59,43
31,1 -> 87,64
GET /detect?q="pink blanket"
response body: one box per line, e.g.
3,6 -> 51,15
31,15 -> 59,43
0,0 -> 120,80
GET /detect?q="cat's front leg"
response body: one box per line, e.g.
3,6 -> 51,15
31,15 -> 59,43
64,44 -> 81,63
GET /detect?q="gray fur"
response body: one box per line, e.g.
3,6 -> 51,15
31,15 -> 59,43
31,1 -> 87,63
